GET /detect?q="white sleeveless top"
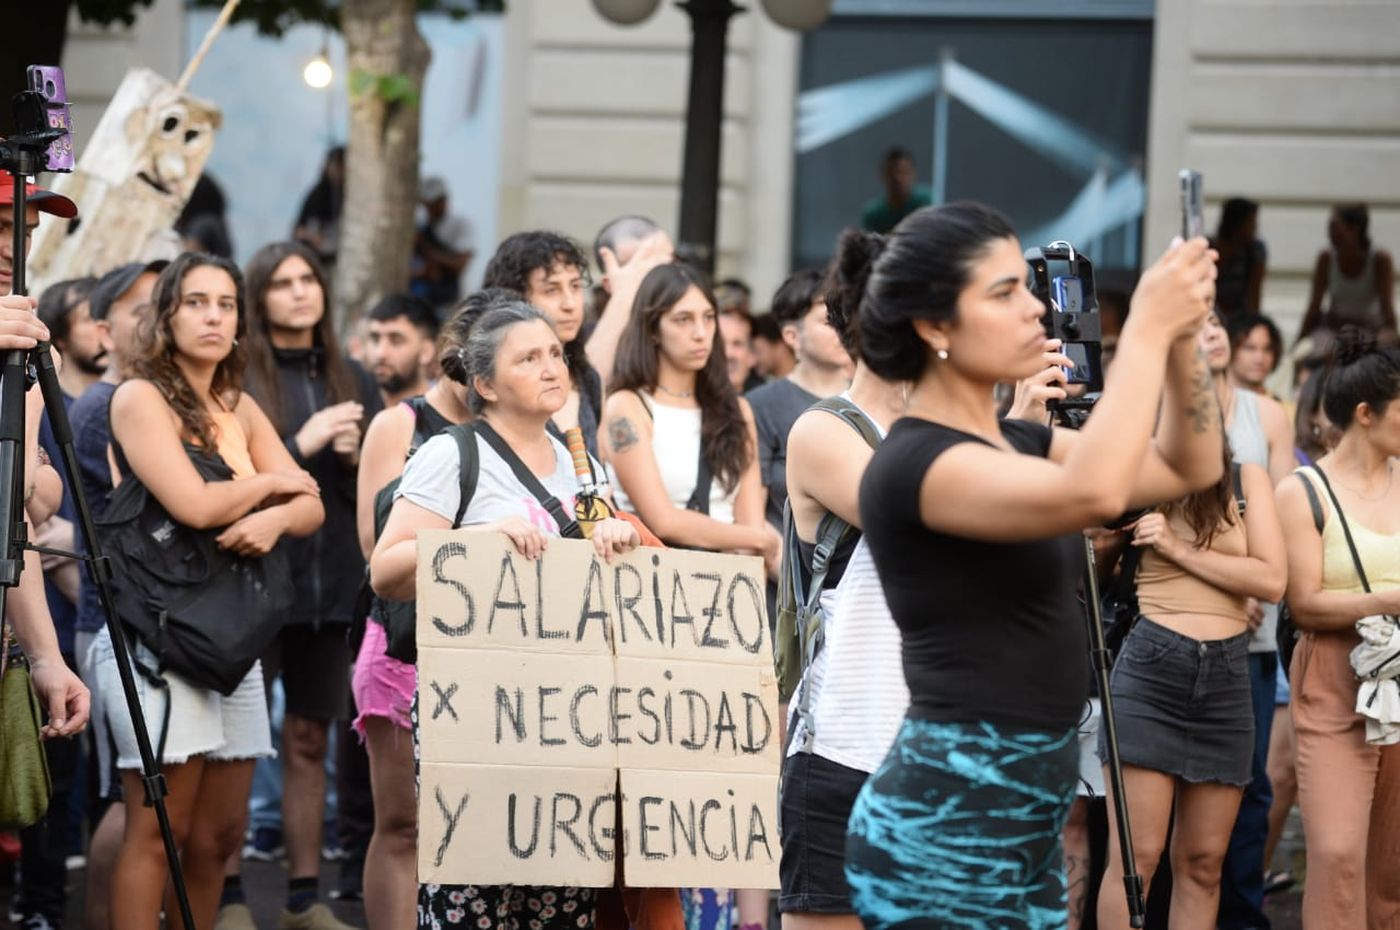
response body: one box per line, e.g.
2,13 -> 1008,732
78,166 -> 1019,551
1226,388 -> 1279,654
607,393 -> 736,524
799,539 -> 910,772
784,396 -> 908,772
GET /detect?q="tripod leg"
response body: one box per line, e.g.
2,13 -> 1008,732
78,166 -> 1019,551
31,343 -> 200,930
1081,536 -> 1147,927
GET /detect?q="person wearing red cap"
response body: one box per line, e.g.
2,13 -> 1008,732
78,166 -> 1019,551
0,170 -> 90,742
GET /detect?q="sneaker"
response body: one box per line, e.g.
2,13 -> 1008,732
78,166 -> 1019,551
278,902 -> 359,930
19,914 -> 59,930
243,826 -> 285,862
320,843 -> 349,863
1263,869 -> 1296,895
216,903 -> 258,930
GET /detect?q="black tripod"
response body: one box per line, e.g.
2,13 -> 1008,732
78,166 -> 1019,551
1,113 -> 199,930
1054,402 -> 1147,928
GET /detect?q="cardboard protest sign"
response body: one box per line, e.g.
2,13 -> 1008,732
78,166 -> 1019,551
415,531 -> 779,889
27,68 -> 220,293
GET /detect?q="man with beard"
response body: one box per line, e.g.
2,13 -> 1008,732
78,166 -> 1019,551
37,276 -> 104,397
363,293 -> 439,406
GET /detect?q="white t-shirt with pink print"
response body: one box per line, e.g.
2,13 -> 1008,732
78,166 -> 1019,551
396,428 -> 600,533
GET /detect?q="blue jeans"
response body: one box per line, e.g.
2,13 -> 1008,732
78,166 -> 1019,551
1217,651 -> 1277,930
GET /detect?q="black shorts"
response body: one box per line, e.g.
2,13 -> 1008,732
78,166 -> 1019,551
778,751 -> 868,915
262,625 -> 353,721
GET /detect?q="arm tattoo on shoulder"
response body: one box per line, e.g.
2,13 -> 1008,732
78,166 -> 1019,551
1184,347 -> 1220,434
608,416 -> 640,454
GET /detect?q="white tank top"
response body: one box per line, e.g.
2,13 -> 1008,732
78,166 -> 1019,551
799,539 -> 909,772
607,392 -> 736,524
1225,388 -> 1279,654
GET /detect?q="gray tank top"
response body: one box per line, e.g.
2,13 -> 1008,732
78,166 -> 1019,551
1328,249 -> 1381,329
1227,390 -> 1268,469
1226,389 -> 1278,653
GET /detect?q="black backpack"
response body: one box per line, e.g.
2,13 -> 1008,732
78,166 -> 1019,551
98,443 -> 294,757
371,413 -> 480,664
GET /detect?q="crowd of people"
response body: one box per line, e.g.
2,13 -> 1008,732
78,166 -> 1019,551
1,158 -> 1398,930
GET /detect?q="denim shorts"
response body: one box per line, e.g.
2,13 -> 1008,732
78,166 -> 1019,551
91,626 -> 274,769
778,751 -> 868,914
1098,617 -> 1254,786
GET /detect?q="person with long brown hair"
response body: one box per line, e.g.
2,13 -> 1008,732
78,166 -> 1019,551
94,252 -> 323,930
599,262 -> 776,930
1094,434 -> 1287,927
240,240 -> 381,926
601,262 -> 777,565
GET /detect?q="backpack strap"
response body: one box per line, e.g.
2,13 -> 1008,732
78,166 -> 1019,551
784,399 -> 883,755
1293,468 -> 1326,535
685,441 -> 713,515
810,396 -> 882,451
1308,465 -> 1373,593
471,420 -> 583,539
446,423 -> 480,530
1231,463 -> 1247,516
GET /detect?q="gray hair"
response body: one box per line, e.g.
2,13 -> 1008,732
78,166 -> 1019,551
593,214 -> 662,270
464,301 -> 553,414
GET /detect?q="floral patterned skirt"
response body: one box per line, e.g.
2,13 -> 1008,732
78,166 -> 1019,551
418,883 -> 597,930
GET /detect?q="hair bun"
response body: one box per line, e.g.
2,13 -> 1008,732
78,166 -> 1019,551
1332,325 -> 1377,368
825,229 -> 886,340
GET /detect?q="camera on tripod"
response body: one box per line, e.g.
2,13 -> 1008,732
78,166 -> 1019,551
1025,240 -> 1103,428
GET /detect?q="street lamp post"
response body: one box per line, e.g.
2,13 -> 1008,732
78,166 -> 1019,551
676,0 -> 740,275
594,0 -> 831,277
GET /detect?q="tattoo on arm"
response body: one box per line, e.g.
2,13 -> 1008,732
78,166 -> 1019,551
608,416 -> 640,454
1183,347 -> 1220,435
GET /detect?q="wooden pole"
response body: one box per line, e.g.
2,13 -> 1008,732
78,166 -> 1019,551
176,0 -> 241,95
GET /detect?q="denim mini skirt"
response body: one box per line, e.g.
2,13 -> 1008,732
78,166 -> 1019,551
1098,617 -> 1254,786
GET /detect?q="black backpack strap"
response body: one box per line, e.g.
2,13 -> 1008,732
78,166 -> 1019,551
1294,469 -> 1326,534
1231,463 -> 1246,515
471,421 -> 583,539
446,424 -> 480,529
1308,465 -> 1373,593
810,396 -> 881,451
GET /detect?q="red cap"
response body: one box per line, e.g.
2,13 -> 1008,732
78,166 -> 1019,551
0,172 -> 78,219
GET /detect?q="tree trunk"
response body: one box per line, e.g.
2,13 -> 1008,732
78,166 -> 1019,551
335,0 -> 430,326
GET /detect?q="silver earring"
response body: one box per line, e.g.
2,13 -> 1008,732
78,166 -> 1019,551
936,348 -> 949,360
232,338 -> 239,348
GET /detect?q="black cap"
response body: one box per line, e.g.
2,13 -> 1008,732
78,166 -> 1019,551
89,260 -> 169,321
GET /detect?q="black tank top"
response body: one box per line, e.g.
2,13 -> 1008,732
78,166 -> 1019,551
858,417 -> 1088,732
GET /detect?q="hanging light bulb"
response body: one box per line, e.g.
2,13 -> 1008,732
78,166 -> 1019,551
304,49 -> 333,89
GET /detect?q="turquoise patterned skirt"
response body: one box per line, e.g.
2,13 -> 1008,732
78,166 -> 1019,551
845,717 -> 1078,930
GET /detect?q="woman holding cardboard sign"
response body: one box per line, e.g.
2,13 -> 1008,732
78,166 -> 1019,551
370,302 -> 639,930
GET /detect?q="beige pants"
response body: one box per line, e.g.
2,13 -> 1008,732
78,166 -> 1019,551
1292,631 -> 1400,930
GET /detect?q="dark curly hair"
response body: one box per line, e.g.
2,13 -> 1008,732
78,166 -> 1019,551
609,263 -> 750,494
482,231 -> 593,382
129,252 -> 248,451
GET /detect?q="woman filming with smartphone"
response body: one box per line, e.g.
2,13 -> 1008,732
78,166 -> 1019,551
842,202 -> 1222,929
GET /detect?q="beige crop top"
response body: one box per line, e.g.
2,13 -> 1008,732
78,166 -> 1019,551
1135,502 -> 1248,622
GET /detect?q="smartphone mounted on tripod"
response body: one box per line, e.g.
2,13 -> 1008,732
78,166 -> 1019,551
1026,240 -> 1103,427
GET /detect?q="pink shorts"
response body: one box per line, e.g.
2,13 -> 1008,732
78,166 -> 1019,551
351,620 -> 417,739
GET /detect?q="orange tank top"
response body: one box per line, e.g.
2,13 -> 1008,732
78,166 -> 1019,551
1135,501 -> 1249,622
208,398 -> 255,480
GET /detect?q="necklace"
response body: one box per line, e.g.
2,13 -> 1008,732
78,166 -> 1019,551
655,384 -> 694,399
1334,460 -> 1395,502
